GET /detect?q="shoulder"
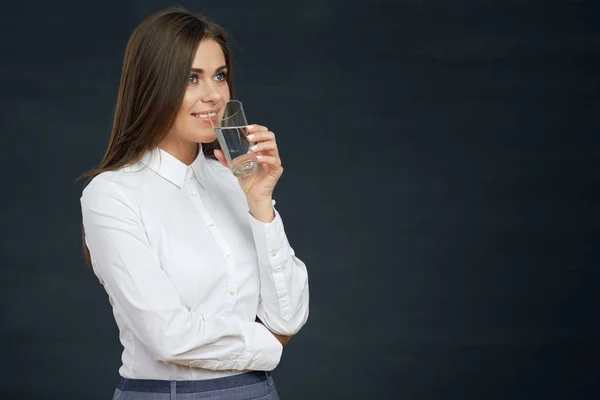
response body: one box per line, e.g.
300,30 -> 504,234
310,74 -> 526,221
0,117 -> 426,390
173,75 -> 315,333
82,171 -> 120,199
80,165 -> 147,211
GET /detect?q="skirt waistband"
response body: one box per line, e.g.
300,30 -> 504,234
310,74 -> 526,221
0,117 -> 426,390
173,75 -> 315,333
117,371 -> 270,394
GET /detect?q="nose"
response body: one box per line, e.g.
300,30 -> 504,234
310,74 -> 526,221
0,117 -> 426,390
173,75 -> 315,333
201,79 -> 223,105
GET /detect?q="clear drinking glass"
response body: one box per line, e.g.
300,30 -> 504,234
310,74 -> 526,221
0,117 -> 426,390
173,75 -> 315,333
213,100 -> 261,178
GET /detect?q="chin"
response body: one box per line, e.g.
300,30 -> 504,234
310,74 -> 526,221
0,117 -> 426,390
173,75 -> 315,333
189,130 -> 217,144
200,134 -> 217,143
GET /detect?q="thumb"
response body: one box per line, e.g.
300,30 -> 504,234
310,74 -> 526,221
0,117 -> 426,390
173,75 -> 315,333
214,149 -> 229,168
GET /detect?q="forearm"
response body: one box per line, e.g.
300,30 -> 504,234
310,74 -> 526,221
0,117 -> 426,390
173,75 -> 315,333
256,254 -> 310,335
248,205 -> 310,335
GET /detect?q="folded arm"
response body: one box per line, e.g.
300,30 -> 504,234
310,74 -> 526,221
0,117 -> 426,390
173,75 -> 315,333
248,204 -> 310,337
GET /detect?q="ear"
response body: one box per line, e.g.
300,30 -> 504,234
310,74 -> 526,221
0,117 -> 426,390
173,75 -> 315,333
214,149 -> 229,169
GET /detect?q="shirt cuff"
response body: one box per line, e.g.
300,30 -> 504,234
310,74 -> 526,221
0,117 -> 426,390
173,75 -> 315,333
239,321 -> 283,371
248,205 -> 292,269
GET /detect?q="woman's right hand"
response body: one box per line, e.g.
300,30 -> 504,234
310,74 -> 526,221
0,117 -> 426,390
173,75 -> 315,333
270,331 -> 292,346
256,317 -> 292,346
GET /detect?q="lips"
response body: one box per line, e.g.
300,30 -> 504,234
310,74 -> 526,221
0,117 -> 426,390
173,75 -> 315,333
191,109 -> 220,125
191,111 -> 216,118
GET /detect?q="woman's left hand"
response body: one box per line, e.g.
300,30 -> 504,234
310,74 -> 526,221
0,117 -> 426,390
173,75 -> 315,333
214,124 -> 283,203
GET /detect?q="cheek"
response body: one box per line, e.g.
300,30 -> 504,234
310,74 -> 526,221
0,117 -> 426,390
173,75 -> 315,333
221,84 -> 231,102
174,94 -> 195,126
180,91 -> 196,113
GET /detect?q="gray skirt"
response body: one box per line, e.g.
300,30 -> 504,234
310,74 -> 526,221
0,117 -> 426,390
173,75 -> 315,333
112,371 -> 280,400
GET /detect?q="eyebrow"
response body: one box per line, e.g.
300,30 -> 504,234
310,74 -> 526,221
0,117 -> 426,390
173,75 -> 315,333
190,65 -> 228,74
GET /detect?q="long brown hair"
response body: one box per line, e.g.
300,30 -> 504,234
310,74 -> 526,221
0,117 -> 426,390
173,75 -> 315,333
78,8 -> 234,267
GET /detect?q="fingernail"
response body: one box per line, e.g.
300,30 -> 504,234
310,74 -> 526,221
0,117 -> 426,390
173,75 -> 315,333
257,155 -> 264,160
250,145 -> 258,151
247,134 -> 255,140
247,125 -> 254,130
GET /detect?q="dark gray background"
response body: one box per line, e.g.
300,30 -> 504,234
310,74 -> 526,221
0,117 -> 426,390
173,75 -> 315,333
1,0 -> 599,399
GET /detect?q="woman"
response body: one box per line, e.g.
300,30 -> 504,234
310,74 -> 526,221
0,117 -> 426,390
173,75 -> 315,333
79,7 -> 309,400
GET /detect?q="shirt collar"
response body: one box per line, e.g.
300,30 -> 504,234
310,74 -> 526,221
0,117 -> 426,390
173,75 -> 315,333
140,144 -> 208,189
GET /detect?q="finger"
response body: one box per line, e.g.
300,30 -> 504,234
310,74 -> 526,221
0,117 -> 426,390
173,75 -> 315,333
247,124 -> 268,133
256,155 -> 283,170
214,149 -> 229,168
250,141 -> 278,154
247,130 -> 276,144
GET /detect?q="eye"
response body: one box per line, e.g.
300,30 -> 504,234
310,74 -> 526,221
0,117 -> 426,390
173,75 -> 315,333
189,74 -> 199,84
214,71 -> 227,82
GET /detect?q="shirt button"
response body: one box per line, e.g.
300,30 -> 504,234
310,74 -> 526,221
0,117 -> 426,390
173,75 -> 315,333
207,222 -> 214,227
229,290 -> 236,295
191,190 -> 198,197
271,251 -> 277,258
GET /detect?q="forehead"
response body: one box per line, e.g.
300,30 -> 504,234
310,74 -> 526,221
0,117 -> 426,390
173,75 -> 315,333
192,39 -> 226,70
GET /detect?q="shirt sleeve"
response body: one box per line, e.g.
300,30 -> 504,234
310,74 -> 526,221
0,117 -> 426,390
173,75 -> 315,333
80,178 -> 283,371
248,202 -> 310,336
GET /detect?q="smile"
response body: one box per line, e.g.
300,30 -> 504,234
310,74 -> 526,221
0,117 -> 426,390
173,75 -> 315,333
191,111 -> 219,125
191,112 -> 217,119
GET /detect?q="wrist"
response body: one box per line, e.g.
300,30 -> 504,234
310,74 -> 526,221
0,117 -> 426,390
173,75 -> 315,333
247,197 -> 275,223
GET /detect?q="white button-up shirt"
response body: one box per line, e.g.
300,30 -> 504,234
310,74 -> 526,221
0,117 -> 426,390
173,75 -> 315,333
80,145 -> 309,381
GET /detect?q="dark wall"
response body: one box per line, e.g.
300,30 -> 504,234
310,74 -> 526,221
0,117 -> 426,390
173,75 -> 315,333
1,1 -> 598,399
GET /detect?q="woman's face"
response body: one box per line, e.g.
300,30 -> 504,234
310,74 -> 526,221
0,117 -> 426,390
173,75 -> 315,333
168,39 -> 230,145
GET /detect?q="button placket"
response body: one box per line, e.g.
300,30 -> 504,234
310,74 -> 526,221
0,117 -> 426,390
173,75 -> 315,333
185,171 -> 200,199
186,190 -> 238,307
222,245 -> 237,306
